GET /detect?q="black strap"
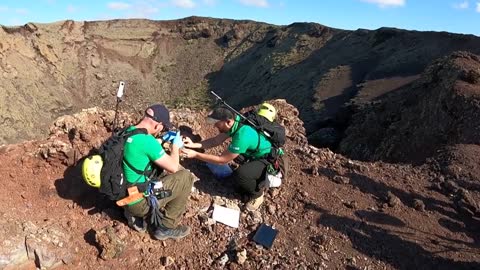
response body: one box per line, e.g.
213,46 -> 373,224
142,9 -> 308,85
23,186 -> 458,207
236,121 -> 264,158
121,128 -> 153,184
124,157 -> 146,174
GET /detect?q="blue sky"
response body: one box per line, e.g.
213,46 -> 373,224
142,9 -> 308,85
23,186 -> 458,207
0,0 -> 479,36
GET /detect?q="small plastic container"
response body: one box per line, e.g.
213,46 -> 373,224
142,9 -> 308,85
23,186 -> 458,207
266,172 -> 282,188
206,163 -> 233,179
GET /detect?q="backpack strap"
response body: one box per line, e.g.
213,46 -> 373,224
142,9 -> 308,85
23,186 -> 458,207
121,128 -> 152,183
234,116 -> 267,157
254,129 -> 261,152
124,157 -> 148,175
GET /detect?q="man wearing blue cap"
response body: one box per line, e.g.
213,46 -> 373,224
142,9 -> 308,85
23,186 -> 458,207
122,104 -> 194,240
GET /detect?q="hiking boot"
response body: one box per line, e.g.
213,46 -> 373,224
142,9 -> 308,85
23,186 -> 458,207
153,225 -> 191,241
124,209 -> 147,233
245,193 -> 265,211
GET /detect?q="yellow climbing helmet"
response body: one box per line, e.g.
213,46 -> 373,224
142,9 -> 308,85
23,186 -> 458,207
257,102 -> 277,122
81,155 -> 103,188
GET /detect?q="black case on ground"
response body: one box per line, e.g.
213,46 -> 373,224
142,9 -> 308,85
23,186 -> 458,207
252,224 -> 278,249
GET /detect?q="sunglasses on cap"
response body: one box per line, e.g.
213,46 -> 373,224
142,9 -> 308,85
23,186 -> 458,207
145,112 -> 170,132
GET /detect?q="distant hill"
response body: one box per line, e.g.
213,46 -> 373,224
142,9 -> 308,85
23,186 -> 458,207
1,16 -> 479,145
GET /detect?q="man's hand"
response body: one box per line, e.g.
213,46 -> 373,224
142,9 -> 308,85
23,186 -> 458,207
181,148 -> 197,158
182,137 -> 200,148
172,131 -> 184,148
162,131 -> 177,142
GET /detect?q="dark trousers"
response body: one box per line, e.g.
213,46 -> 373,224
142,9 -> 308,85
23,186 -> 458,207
232,160 -> 268,199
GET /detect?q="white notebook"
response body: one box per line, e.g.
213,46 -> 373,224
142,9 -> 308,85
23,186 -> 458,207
212,204 -> 240,228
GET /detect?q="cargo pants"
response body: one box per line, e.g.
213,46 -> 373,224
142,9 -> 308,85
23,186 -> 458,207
123,169 -> 194,229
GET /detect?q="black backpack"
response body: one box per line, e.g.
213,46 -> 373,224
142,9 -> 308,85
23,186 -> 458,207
239,110 -> 289,178
242,110 -> 286,148
96,128 -> 150,201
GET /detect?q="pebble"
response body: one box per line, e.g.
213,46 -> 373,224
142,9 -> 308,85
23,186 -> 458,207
386,191 -> 401,207
347,257 -> 357,265
333,175 -> 350,184
161,256 -> 175,267
67,220 -> 75,228
413,199 -> 426,211
251,211 -> 263,224
311,234 -> 328,246
270,189 -> 280,198
217,253 -> 229,267
213,196 -> 226,206
267,205 -> 276,215
236,249 -> 247,265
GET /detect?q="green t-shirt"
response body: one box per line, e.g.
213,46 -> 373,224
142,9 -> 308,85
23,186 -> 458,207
227,116 -> 272,159
123,126 -> 165,184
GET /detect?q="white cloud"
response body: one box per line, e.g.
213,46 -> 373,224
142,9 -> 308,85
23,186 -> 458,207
359,0 -> 405,8
0,6 -> 9,12
15,8 -> 29,15
107,2 -> 131,10
477,2 -> 480,12
128,1 -> 163,18
67,5 -> 77,13
96,14 -> 117,21
171,0 -> 196,8
103,1 -> 164,19
130,6 -> 159,17
9,18 -> 22,26
142,6 -> 159,14
453,1 -> 469,9
239,0 -> 269,8
203,0 -> 216,6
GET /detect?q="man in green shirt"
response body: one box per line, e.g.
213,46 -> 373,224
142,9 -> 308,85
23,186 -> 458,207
123,104 -> 194,241
181,107 -> 272,211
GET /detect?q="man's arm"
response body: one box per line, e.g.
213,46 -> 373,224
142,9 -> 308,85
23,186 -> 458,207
183,148 -> 238,165
152,144 -> 180,174
153,132 -> 184,174
184,133 -> 229,149
153,148 -> 180,173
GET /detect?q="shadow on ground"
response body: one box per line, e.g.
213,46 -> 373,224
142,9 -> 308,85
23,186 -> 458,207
309,204 -> 480,270
54,156 -> 124,222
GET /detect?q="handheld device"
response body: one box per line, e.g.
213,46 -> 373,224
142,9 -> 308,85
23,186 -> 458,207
116,81 -> 125,99
112,81 -> 126,134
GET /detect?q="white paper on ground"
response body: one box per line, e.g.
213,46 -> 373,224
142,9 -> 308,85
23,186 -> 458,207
212,204 -> 240,228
